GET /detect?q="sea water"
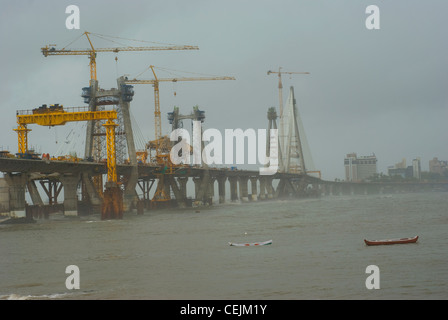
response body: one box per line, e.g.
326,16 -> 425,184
0,192 -> 447,300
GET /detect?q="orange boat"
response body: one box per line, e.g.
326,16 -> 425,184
364,236 -> 418,246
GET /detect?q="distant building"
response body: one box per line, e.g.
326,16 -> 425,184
388,166 -> 413,179
412,158 -> 421,180
394,158 -> 407,169
344,153 -> 377,182
388,157 -> 421,180
429,157 -> 447,175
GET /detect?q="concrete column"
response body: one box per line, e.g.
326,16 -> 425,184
84,80 -> 98,159
118,77 -> 138,212
239,177 -> 249,202
0,178 -> 10,215
81,172 -> 102,206
229,176 -> 238,201
60,174 -> 80,217
217,176 -> 226,204
164,179 -> 171,199
177,177 -> 188,200
4,173 -> 27,218
320,184 -> 326,196
266,177 -> 274,199
193,177 -> 201,202
206,178 -> 215,205
259,177 -> 266,200
250,178 -> 258,201
169,177 -> 186,208
27,180 -> 44,205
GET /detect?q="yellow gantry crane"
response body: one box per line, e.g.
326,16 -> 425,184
15,105 -> 118,183
15,105 -> 123,219
41,31 -> 199,84
124,65 -> 235,164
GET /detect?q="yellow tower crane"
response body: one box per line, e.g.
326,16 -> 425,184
267,67 -> 309,121
124,66 -> 235,206
125,65 -> 235,164
42,32 -> 199,201
14,105 -> 122,219
42,31 -> 199,84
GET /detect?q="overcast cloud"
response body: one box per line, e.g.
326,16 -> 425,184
1,0 -> 447,180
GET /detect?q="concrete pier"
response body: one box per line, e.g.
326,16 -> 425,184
27,180 -> 44,205
229,176 -> 238,202
217,176 -> 226,204
4,173 -> 27,218
81,172 -> 102,207
239,176 -> 249,202
206,178 -> 215,205
259,176 -> 266,200
266,177 -> 274,199
60,174 -> 80,217
169,176 -> 186,208
250,177 -> 258,201
177,177 -> 188,201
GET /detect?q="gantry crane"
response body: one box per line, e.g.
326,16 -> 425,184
14,105 -> 122,219
124,66 -> 235,206
42,31 -> 199,85
42,32 -> 199,202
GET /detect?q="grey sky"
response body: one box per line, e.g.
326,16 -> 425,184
1,0 -> 447,180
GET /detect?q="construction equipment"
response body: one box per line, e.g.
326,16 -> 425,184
125,66 -> 235,164
267,68 -> 309,172
15,106 -> 118,180
42,33 -> 198,206
125,66 -> 235,207
267,68 -> 310,116
42,31 -> 199,85
14,105 -> 122,219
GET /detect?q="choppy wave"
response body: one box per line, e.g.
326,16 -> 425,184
0,292 -> 71,300
0,290 -> 96,300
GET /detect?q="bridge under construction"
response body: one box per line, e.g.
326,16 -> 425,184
0,32 -> 363,223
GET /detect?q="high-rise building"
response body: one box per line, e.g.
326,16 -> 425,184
388,157 -> 421,179
429,157 -> 448,175
412,158 -> 421,180
344,153 -> 377,182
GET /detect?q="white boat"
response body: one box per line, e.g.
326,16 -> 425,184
228,239 -> 272,247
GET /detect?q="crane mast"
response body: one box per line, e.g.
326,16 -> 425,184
124,67 -> 235,207
267,67 -> 309,118
267,68 -> 309,171
150,65 -> 162,157
124,66 -> 235,164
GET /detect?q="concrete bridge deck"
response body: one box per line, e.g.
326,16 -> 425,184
0,157 -> 320,220
1,157 -> 446,222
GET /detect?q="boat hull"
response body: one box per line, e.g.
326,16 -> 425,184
229,239 -> 272,247
364,236 -> 418,246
